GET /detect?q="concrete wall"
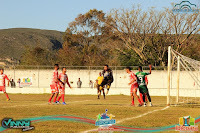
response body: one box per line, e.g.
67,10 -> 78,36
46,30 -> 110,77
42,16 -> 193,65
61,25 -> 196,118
2,69 -> 200,97
5,88 -> 200,98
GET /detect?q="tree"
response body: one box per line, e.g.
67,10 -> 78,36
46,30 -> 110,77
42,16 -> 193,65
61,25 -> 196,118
62,9 -> 118,66
20,46 -> 55,65
104,6 -> 200,66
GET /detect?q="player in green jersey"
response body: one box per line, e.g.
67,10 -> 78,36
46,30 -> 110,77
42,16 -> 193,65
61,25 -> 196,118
136,65 -> 153,107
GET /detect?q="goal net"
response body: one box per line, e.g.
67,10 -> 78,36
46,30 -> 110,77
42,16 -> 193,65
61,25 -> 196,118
167,46 -> 200,105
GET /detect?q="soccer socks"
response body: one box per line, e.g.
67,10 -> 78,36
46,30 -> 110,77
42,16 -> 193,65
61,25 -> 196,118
131,95 -> 135,105
48,97 -> 52,102
137,98 -> 142,105
53,93 -> 58,102
48,93 -> 54,102
5,93 -> 9,99
103,92 -> 105,99
145,96 -> 148,102
146,92 -> 152,102
53,97 -> 57,102
140,93 -> 144,103
132,98 -> 134,105
57,96 -> 62,102
52,94 -> 65,103
143,94 -> 146,103
61,94 -> 65,102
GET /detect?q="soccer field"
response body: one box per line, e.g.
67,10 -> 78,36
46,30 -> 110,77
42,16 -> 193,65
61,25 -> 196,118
0,94 -> 199,133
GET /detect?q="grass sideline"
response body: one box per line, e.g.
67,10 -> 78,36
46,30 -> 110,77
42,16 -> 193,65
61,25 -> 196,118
0,94 -> 199,133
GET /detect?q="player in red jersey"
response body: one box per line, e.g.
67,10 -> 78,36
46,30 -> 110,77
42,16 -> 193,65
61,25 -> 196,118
48,64 -> 60,104
57,67 -> 72,105
125,67 -> 142,106
0,68 -> 10,101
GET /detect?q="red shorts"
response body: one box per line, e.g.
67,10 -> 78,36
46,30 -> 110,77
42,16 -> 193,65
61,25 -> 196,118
0,86 -> 6,93
59,86 -> 65,94
50,84 -> 59,93
130,84 -> 138,94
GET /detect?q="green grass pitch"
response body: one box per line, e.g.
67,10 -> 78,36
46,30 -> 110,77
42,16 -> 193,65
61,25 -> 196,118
0,94 -> 199,133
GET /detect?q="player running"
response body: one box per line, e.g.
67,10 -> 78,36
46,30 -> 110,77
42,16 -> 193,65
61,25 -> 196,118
125,67 -> 142,106
99,65 -> 114,95
0,68 -> 10,101
136,65 -> 153,107
48,64 -> 60,104
97,72 -> 105,99
56,67 -> 72,105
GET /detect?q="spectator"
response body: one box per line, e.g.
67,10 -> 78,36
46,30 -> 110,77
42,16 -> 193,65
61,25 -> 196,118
89,80 -> 93,88
94,80 -> 98,88
10,79 -> 16,88
77,78 -> 82,88
17,78 -> 23,88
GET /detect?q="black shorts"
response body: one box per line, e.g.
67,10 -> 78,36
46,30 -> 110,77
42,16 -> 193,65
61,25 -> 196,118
100,80 -> 112,88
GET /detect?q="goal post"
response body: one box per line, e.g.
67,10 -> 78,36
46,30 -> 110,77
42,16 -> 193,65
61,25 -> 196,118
167,46 -> 171,106
167,46 -> 200,105
176,56 -> 180,104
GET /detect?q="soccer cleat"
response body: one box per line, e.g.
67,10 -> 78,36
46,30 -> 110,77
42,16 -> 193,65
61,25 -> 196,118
53,102 -> 57,105
48,102 -> 52,105
130,103 -> 135,106
6,98 -> 10,101
143,103 -> 147,107
62,102 -> 67,105
56,101 -> 60,104
149,102 -> 153,107
138,104 -> 142,107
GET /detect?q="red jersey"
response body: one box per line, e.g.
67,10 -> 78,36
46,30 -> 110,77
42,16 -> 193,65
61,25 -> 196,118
0,74 -> 9,87
51,70 -> 58,84
129,71 -> 138,86
58,73 -> 70,88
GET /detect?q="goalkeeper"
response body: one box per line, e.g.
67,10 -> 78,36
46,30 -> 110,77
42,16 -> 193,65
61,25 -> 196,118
99,64 -> 114,95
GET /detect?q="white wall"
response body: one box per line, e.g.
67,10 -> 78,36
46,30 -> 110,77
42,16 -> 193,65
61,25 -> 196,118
4,87 -> 200,98
2,69 -> 200,97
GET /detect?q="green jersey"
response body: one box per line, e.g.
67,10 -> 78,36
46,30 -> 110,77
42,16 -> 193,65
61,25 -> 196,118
135,71 -> 150,86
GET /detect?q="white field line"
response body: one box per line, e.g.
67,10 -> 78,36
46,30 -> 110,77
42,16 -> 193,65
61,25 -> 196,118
81,106 -> 170,133
1,100 -> 93,108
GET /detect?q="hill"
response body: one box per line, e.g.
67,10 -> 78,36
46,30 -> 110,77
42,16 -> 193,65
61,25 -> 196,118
0,28 -> 64,64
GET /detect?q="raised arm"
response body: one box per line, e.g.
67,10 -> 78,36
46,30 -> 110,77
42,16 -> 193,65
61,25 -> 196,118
149,65 -> 152,74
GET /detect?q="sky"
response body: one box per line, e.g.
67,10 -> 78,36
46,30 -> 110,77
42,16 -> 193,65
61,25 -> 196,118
0,0 -> 199,32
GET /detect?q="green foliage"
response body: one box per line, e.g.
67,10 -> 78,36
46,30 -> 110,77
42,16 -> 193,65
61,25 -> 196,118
118,50 -> 141,66
20,46 -> 55,65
